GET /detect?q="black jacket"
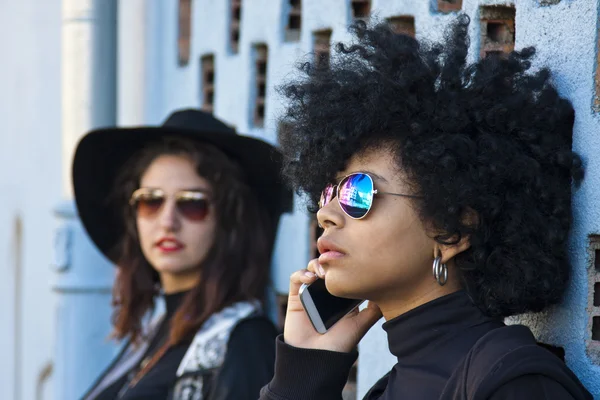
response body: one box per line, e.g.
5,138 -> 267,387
83,292 -> 277,400
260,291 -> 592,400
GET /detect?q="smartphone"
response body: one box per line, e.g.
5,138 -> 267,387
299,278 -> 364,334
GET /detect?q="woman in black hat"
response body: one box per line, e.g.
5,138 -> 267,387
73,109 -> 292,400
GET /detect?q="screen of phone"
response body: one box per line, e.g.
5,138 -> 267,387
306,279 -> 363,330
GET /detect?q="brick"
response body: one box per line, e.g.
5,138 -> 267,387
437,0 -> 462,13
387,15 -> 416,37
594,25 -> 600,112
480,6 -> 516,58
230,0 -> 242,53
285,0 -> 302,42
178,0 -> 192,66
351,0 -> 370,19
253,45 -> 268,127
314,29 -> 332,69
585,236 -> 600,364
201,55 -> 215,113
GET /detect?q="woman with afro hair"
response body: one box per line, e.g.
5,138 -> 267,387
259,16 -> 592,400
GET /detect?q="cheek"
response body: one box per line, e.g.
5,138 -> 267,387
136,218 -> 154,252
184,220 -> 217,256
387,216 -> 429,253
356,207 -> 432,276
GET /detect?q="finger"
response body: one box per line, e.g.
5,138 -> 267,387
287,269 -> 318,314
307,259 -> 325,278
351,301 -> 383,338
329,301 -> 380,335
289,269 -> 318,296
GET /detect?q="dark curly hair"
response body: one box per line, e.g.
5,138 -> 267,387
278,16 -> 584,318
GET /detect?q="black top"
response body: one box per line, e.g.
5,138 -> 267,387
92,291 -> 277,400
260,291 -> 592,400
119,290 -> 191,399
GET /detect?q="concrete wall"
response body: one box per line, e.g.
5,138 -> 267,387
0,1 -> 63,399
148,0 -> 322,294
1,0 -> 599,399
503,1 -> 600,397
57,0 -> 119,397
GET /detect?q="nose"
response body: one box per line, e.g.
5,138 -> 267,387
157,198 -> 181,232
316,196 -> 345,230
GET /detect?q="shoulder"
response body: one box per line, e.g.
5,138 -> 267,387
224,316 -> 278,365
466,324 -> 538,366
211,316 -> 277,394
489,374 -> 587,400
463,325 -> 590,400
194,300 -> 265,340
228,315 -> 278,346
467,324 -> 561,373
176,301 -> 267,373
363,372 -> 391,399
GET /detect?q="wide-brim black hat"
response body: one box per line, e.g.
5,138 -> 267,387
72,109 -> 293,264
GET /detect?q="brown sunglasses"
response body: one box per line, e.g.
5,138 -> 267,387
129,188 -> 210,221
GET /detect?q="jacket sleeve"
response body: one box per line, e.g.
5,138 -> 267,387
259,335 -> 358,400
488,375 -> 577,400
207,317 -> 278,400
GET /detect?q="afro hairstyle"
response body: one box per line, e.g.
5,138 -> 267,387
278,15 -> 584,318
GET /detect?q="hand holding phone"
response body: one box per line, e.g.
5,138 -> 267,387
299,278 -> 364,334
282,259 -> 382,353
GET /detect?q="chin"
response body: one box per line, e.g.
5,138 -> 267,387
324,276 -> 364,300
152,262 -> 197,275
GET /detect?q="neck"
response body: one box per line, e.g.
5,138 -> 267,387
163,289 -> 191,317
159,271 -> 201,294
375,266 -> 463,321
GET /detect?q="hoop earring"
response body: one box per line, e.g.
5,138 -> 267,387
432,257 -> 448,286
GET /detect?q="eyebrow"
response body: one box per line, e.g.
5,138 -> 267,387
180,187 -> 211,192
138,186 -> 211,193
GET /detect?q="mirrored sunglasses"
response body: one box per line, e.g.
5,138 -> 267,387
319,172 -> 422,219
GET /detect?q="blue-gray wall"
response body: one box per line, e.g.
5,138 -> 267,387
117,0 -> 600,397
1,1 -> 599,399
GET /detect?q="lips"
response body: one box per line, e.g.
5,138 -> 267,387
155,237 -> 185,252
317,237 -> 346,264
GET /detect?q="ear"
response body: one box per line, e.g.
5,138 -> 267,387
433,207 -> 477,264
436,235 -> 471,265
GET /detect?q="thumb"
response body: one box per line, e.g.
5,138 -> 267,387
351,301 -> 383,338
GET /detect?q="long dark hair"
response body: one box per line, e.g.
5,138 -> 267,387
110,136 -> 274,345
